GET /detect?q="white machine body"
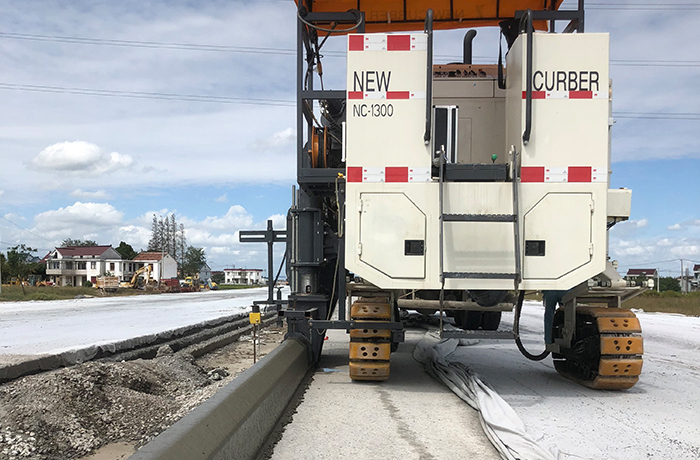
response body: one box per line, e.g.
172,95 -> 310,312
344,31 -> 629,291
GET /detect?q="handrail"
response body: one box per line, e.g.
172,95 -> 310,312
423,9 -> 433,145
522,9 -> 534,145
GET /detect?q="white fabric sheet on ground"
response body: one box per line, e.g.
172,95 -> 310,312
0,288 -> 284,356
442,301 -> 700,459
414,331 -> 556,460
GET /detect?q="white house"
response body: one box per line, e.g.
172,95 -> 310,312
132,252 -> 178,283
45,245 -> 124,287
223,268 -> 263,285
199,262 -> 212,281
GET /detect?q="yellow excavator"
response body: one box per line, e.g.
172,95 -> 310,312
128,264 -> 154,289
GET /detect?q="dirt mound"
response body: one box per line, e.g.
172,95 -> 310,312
0,354 -> 210,460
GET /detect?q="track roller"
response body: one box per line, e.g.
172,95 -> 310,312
349,298 -> 392,381
552,306 -> 643,390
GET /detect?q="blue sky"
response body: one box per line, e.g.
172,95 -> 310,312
0,0 -> 698,277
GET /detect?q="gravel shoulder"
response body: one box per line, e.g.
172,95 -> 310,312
0,326 -> 285,460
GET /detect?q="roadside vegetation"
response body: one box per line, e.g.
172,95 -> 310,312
0,285 -> 155,302
624,291 -> 700,316
524,288 -> 699,316
216,284 -> 264,290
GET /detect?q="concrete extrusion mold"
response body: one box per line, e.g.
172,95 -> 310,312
129,338 -> 310,460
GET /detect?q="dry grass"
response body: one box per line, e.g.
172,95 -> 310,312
624,291 -> 700,316
525,290 -> 699,317
0,285 -> 155,302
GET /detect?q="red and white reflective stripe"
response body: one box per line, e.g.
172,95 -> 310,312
347,90 -> 425,100
522,90 -> 607,100
346,166 -> 431,183
348,34 -> 427,52
521,166 -> 607,183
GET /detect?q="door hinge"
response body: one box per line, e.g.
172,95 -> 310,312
357,242 -> 363,256
590,198 -> 595,213
589,243 -> 594,256
358,199 -> 363,213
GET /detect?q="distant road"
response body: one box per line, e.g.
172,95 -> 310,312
0,288 -> 276,355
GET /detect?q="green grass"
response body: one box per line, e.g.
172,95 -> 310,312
215,284 -> 264,290
0,285 -> 156,302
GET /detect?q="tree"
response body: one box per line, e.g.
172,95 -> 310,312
148,215 -> 160,252
181,246 -> 206,277
5,244 -> 44,280
115,241 -> 138,260
211,272 -> 224,285
148,214 -> 187,265
659,277 -> 681,292
61,238 -> 98,247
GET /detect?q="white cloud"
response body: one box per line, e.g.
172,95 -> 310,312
657,238 -> 673,247
71,189 -> 110,200
30,141 -> 134,175
3,213 -> 25,221
215,194 -> 228,203
253,127 -> 295,151
670,244 -> 700,256
0,190 -> 4,198
630,218 -> 648,228
33,202 -> 124,241
667,220 -> 700,231
194,205 -> 255,232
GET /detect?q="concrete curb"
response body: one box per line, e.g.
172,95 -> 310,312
129,338 -> 310,460
0,311 -> 275,383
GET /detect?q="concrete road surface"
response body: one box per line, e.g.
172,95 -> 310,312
270,328 -> 501,460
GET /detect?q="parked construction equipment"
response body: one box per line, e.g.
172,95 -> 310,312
95,276 -> 120,292
242,0 -> 648,390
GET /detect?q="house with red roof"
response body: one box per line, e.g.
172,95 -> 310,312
45,245 -> 124,287
624,268 -> 658,284
132,252 -> 178,282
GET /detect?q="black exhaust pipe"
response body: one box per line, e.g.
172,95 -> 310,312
463,30 -> 477,64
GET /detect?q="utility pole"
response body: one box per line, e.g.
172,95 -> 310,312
681,259 -> 685,293
656,269 -> 659,292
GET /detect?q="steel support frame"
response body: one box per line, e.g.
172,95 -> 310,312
240,220 -> 287,307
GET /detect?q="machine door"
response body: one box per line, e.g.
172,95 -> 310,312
523,193 -> 593,280
359,193 -> 426,279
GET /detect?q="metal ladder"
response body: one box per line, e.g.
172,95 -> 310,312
438,147 -> 522,337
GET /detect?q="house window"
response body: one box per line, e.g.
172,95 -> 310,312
91,262 -> 96,269
77,262 -> 86,270
110,262 -> 115,271
66,261 -> 73,269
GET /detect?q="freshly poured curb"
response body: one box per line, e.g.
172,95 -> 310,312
0,312 -> 275,383
129,338 -> 310,460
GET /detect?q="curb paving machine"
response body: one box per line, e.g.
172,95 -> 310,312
246,0 -> 650,390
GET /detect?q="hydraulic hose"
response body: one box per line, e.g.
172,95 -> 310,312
513,291 -> 550,361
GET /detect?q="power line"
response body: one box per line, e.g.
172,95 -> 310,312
0,82 -> 295,107
1,31 -> 697,68
587,3 -> 700,10
611,60 -> 700,68
614,112 -> 700,120
0,32 -> 299,55
0,216 -> 56,244
0,81 -> 696,119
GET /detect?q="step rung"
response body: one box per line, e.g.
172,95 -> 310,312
442,214 -> 516,222
443,272 -> 517,280
441,330 -> 514,340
